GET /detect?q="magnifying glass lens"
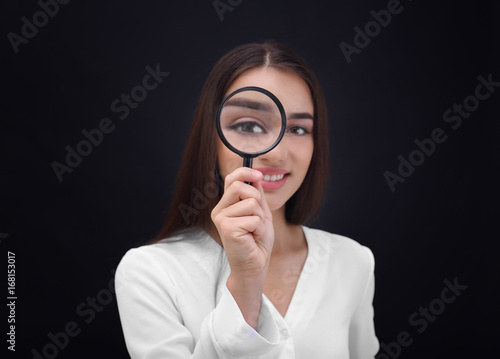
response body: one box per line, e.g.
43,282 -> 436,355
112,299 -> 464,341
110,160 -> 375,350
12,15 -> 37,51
219,90 -> 282,154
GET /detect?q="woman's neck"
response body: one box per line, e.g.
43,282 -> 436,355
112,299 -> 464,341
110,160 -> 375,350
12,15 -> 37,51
270,206 -> 306,257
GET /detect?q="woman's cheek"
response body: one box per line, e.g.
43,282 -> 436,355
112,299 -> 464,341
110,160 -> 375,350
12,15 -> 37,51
217,142 -> 242,178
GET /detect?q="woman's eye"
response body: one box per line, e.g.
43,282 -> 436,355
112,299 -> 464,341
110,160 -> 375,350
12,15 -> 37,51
229,121 -> 264,134
289,126 -> 309,135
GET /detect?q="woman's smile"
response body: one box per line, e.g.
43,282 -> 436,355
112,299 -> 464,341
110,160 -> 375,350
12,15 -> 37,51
254,167 -> 290,190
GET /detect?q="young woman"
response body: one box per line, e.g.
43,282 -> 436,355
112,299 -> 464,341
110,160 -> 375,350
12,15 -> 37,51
115,41 -> 379,358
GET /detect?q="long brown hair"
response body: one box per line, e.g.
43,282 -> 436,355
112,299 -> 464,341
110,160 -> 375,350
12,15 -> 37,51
153,40 -> 329,242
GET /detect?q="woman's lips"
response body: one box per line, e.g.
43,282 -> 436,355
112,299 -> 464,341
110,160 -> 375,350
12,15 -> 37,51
254,168 -> 289,190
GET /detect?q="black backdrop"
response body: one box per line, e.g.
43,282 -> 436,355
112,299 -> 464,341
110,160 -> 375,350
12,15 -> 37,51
2,0 -> 499,358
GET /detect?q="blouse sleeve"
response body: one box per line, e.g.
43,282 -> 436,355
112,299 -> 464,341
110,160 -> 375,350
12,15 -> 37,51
348,246 -> 380,359
115,248 -> 280,359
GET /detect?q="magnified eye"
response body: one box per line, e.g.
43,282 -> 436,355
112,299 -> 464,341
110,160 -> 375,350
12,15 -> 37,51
228,120 -> 265,134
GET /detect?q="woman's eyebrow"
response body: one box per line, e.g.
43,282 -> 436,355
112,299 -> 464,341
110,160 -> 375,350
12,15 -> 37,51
287,112 -> 314,120
225,99 -> 314,120
224,98 -> 272,112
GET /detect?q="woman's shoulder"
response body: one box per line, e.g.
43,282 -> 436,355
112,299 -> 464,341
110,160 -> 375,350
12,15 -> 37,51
116,229 -> 222,277
301,225 -> 375,270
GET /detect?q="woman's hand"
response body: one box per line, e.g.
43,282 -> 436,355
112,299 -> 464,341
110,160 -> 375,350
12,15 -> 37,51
211,167 -> 274,279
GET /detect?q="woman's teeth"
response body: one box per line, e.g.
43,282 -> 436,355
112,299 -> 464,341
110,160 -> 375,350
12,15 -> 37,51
263,174 -> 286,182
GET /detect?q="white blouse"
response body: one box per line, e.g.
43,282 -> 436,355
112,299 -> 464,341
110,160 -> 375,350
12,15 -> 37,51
115,225 -> 379,358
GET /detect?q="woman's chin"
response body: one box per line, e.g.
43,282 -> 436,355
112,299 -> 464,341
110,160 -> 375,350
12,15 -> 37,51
267,200 -> 287,215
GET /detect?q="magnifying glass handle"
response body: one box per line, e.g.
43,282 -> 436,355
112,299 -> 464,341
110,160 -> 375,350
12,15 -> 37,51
243,157 -> 253,185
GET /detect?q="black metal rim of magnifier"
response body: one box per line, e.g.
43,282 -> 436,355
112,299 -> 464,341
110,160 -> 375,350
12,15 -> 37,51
215,86 -> 287,160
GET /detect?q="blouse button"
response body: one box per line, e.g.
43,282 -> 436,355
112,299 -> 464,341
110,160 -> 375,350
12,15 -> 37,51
280,328 -> 289,339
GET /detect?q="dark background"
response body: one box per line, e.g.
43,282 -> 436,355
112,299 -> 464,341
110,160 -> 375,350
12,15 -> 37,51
2,0 -> 499,358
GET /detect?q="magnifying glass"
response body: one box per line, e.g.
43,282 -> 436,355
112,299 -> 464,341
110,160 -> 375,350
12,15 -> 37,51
216,86 -> 286,183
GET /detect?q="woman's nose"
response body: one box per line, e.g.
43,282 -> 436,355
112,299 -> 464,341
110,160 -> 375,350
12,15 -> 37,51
258,140 -> 288,164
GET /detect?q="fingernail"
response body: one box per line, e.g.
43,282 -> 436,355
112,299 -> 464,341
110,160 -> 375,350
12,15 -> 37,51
252,170 -> 262,178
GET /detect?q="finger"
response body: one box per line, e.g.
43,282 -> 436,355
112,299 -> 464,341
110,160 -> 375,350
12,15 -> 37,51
223,167 -> 262,192
221,215 -> 264,241
218,197 -> 266,224
253,179 -> 273,221
217,178 -> 262,210
248,179 -> 273,242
